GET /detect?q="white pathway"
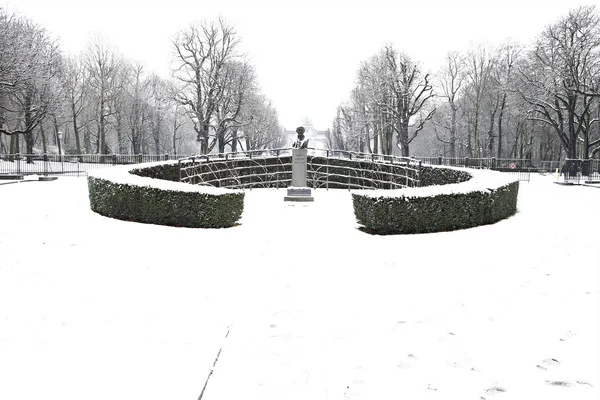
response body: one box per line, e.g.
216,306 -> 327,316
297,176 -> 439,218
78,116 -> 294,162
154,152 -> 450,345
0,175 -> 598,400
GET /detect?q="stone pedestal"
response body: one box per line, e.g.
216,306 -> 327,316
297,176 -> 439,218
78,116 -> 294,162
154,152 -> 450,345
285,148 -> 314,202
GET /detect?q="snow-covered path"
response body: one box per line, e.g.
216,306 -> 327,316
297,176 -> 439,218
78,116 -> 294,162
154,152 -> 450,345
0,175 -> 598,400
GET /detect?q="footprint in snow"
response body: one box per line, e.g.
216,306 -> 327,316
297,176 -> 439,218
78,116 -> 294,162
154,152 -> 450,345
546,380 -> 573,387
559,331 -> 576,342
541,358 -> 560,366
484,386 -> 507,395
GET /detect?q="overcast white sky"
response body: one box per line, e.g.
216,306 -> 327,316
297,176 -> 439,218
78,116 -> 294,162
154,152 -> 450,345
7,0 -> 589,130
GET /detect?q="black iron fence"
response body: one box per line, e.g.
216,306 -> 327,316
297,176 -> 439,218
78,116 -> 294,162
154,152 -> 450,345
179,148 -> 422,189
4,151 -> 597,185
558,159 -> 600,183
0,154 -> 177,176
415,156 -> 533,181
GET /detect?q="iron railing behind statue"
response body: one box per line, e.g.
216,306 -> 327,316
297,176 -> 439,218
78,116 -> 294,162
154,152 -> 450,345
178,148 -> 422,190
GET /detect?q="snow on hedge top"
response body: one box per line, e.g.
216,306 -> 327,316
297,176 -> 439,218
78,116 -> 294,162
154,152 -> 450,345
87,161 -> 242,196
355,165 -> 519,199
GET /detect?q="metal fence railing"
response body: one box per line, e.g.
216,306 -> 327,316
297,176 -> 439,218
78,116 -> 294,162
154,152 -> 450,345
0,154 -> 177,177
179,148 -> 422,190
558,159 -> 600,184
415,156 -> 533,182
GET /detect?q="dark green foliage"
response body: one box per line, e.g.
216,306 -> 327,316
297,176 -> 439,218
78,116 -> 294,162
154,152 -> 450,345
418,165 -> 471,186
131,163 -> 181,182
352,172 -> 519,235
87,176 -> 244,228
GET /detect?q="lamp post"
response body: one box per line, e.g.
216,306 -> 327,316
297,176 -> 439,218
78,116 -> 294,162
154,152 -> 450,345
57,131 -> 63,162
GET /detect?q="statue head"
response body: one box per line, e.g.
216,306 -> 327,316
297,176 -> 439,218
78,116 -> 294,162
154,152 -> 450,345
296,126 -> 305,139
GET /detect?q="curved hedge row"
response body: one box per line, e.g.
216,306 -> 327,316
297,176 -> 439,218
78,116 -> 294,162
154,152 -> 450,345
88,162 -> 244,228
352,165 -> 519,234
87,157 -> 519,233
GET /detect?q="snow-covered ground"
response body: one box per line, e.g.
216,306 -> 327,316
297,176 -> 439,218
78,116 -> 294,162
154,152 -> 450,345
0,175 -> 598,400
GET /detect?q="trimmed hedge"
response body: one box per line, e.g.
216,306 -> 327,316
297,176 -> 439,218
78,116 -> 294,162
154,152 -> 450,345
87,162 -> 244,228
419,165 -> 471,186
352,167 -> 519,235
130,163 -> 181,182
87,157 -> 519,233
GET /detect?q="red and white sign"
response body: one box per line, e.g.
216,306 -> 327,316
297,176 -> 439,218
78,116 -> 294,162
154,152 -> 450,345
509,162 -> 517,169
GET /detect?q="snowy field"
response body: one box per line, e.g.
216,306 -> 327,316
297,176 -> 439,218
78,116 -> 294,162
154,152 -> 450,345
0,174 -> 598,400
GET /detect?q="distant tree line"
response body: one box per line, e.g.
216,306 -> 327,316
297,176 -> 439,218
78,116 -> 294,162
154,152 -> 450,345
0,11 -> 283,161
333,5 -> 600,162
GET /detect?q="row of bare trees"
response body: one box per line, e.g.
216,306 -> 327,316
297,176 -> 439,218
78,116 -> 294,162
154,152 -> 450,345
331,45 -> 435,157
0,10 -> 283,161
334,5 -> 600,162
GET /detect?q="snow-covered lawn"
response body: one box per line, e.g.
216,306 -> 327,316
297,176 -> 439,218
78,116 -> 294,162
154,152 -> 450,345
0,175 -> 598,400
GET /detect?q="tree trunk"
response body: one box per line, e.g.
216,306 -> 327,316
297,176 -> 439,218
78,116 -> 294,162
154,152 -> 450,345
365,123 -> 372,153
9,134 -> 17,161
567,101 -> 577,159
84,126 -> 91,153
116,114 -> 124,154
0,135 -> 6,155
449,105 -> 457,158
398,121 -> 410,157
172,119 -> 178,157
40,124 -> 47,155
372,121 -> 378,154
23,92 -> 36,163
198,121 -> 210,154
70,103 -> 82,157
217,125 -> 227,154
473,106 -> 480,158
99,98 -> 106,154
231,128 -> 238,152
487,108 -> 496,157
497,93 -> 507,159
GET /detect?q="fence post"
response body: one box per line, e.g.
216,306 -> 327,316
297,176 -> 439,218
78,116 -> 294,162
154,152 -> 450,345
438,155 -> 442,165
164,154 -> 169,161
326,155 -> 329,190
138,154 -> 142,163
178,159 -> 182,182
464,157 -> 469,168
112,154 -> 117,165
491,157 -> 496,170
16,153 -> 21,174
191,157 -> 196,184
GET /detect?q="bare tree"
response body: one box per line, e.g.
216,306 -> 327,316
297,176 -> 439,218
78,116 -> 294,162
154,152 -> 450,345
434,51 -> 466,157
0,13 -> 61,161
493,41 -> 521,158
172,17 -> 241,154
212,61 -> 254,153
61,55 -> 90,156
239,91 -> 282,151
384,45 -> 436,157
463,44 -> 495,158
84,35 -> 125,154
518,6 -> 600,159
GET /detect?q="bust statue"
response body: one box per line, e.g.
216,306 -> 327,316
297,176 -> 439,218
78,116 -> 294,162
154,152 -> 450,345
292,126 -> 309,149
